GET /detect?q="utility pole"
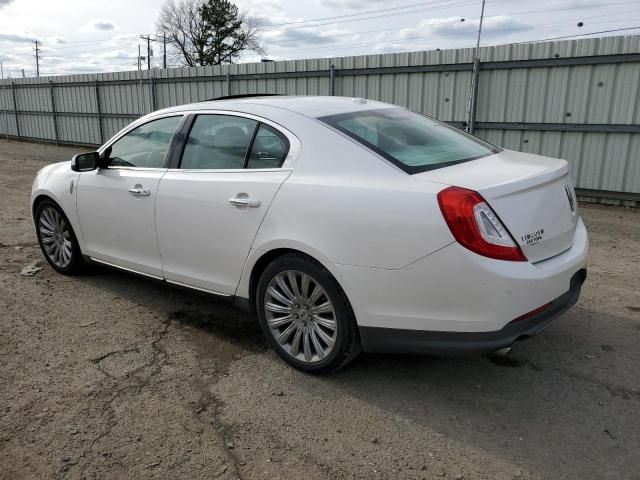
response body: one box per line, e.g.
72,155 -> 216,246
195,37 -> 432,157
140,35 -> 152,70
1,60 -> 7,141
466,0 -> 486,134
163,33 -> 167,69
34,40 -> 41,78
138,44 -> 141,71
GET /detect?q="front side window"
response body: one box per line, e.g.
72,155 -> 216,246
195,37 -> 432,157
246,125 -> 289,169
319,108 -> 500,174
181,115 -> 257,169
108,116 -> 182,168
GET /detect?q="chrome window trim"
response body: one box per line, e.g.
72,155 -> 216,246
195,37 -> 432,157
174,109 -> 300,170
99,166 -> 169,172
98,112 -> 188,153
97,109 -> 301,171
166,167 -> 293,174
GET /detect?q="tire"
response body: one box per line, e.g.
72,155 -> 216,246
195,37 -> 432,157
255,253 -> 361,374
34,199 -> 86,275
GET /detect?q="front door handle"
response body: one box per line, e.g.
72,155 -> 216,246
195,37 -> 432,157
128,184 -> 150,197
229,197 -> 261,208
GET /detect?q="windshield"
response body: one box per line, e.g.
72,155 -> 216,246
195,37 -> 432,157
319,108 -> 500,174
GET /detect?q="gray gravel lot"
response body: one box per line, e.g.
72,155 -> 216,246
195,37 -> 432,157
1,139 -> 639,480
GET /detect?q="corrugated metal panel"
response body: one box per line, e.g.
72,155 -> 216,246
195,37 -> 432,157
0,34 -> 638,201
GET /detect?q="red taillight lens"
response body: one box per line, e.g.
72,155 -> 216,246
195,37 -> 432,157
437,186 -> 527,262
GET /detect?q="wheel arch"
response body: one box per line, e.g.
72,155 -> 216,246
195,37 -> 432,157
31,190 -> 87,254
32,193 -> 58,219
241,247 -> 356,321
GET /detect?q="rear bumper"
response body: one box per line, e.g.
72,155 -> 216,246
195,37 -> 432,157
359,268 -> 586,355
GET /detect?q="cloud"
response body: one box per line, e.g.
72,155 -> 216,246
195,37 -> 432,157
48,35 -> 68,44
547,0 -> 600,7
321,0 -> 386,9
262,28 -> 336,48
237,0 -> 283,17
397,15 -> 531,40
0,31 -> 38,43
0,0 -> 13,8
91,19 -> 117,31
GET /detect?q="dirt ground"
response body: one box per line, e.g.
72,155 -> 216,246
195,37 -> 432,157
0,139 -> 639,480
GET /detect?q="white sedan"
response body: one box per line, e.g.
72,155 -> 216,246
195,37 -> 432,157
31,95 -> 588,373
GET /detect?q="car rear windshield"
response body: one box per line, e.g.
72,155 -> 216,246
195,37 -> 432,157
319,108 -> 501,174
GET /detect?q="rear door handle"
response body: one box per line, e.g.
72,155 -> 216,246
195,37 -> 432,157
128,184 -> 150,197
229,197 -> 261,208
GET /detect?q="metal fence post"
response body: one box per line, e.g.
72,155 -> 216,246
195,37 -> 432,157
330,65 -> 335,96
150,76 -> 157,111
49,81 -> 59,145
226,72 -> 231,96
11,82 -> 20,139
2,82 -> 8,140
94,80 -> 104,144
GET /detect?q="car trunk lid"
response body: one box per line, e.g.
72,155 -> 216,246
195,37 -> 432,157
415,149 -> 579,263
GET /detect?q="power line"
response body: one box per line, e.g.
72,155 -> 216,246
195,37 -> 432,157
511,26 -> 640,44
259,0 -> 639,33
266,8 -> 640,47
49,34 -> 139,50
259,0 -> 481,32
272,20 -> 640,54
259,0 -> 470,29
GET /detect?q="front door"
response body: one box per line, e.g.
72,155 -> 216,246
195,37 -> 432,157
76,115 -> 183,277
155,114 -> 292,295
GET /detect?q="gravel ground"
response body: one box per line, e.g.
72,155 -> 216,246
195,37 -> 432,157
1,139 -> 639,480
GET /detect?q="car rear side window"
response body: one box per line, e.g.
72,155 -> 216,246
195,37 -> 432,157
319,108 -> 500,174
246,125 -> 290,169
181,115 -> 257,169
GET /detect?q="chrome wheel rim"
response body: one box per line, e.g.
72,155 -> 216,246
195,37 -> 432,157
264,270 -> 338,364
39,206 -> 72,268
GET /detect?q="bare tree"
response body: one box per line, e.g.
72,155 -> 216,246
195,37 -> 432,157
156,0 -> 265,67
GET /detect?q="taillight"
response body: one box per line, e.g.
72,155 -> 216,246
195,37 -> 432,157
437,186 -> 527,262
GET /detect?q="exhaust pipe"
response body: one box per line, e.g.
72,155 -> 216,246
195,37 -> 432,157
492,347 -> 512,356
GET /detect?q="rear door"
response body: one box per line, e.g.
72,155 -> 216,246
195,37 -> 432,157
155,113 -> 293,295
76,115 -> 184,277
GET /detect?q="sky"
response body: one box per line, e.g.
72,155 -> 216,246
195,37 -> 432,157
0,0 -> 639,78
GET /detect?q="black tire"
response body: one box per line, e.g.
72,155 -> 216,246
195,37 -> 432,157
255,253 -> 361,374
34,199 -> 86,275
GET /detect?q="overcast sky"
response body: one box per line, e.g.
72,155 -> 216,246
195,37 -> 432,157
0,0 -> 638,77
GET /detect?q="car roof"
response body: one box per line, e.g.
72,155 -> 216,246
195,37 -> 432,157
156,95 -> 393,119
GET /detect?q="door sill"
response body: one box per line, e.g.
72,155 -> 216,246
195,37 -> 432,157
165,279 -> 231,297
89,257 -> 164,280
88,257 -> 232,298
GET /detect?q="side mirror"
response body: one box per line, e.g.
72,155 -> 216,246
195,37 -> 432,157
71,151 -> 99,172
98,146 -> 112,169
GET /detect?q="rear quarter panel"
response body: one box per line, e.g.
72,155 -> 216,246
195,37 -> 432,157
246,114 -> 455,269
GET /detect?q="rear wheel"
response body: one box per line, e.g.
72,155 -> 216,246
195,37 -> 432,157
256,254 -> 361,374
35,200 -> 86,275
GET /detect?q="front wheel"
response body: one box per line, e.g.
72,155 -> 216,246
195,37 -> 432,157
256,254 -> 361,374
35,200 -> 86,275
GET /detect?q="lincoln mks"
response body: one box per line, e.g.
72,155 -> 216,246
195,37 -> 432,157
31,96 -> 588,373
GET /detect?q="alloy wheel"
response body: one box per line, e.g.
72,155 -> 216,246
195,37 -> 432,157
39,206 -> 73,269
264,270 -> 338,364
